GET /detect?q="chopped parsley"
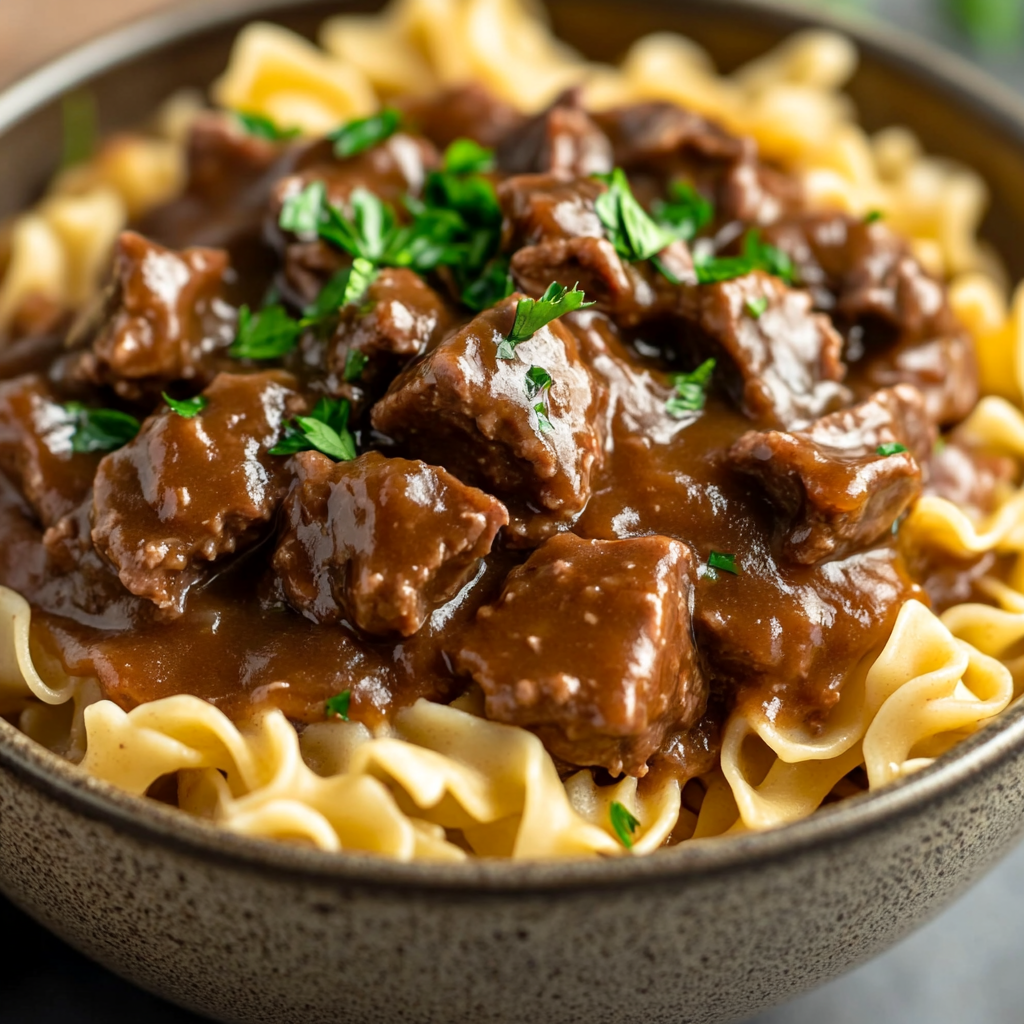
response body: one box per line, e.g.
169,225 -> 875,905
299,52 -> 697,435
343,349 -> 369,383
270,397 -> 356,461
742,229 -> 796,285
706,551 -> 739,579
235,111 -> 300,142
864,209 -> 885,224
162,393 -> 208,419
745,296 -> 769,319
62,91 -> 97,170
594,167 -> 674,263
63,403 -> 140,453
666,358 -> 715,417
325,689 -> 352,721
693,253 -> 755,285
653,181 -> 714,242
329,108 -> 401,159
231,304 -> 306,360
462,258 -> 515,312
876,442 -> 908,456
525,365 -> 553,399
305,258 -> 379,320
441,138 -> 496,175
533,402 -> 554,433
498,282 -> 594,359
610,801 -> 640,849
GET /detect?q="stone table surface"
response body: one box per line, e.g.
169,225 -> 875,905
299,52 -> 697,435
1,0 -> 1023,1022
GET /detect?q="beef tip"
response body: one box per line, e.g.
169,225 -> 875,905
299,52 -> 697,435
497,90 -> 613,178
729,384 -> 934,564
0,374 -> 100,527
274,450 -> 508,636
676,270 -> 849,427
371,294 -> 605,545
498,173 -> 606,249
926,440 -> 1016,517
762,213 -> 978,424
89,371 -> 301,614
68,232 -> 236,402
327,268 -> 453,405
592,102 -> 802,226
455,532 -> 705,777
396,84 -> 525,150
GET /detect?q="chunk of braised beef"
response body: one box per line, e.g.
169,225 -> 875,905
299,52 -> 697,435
0,374 -> 100,527
455,532 -> 705,777
274,450 -> 508,636
675,270 -> 849,427
89,371 -> 301,615
592,102 -> 802,225
729,384 -> 934,564
497,90 -> 613,178
327,268 -> 453,404
498,173 -> 606,249
371,294 -> 605,545
762,213 -> 978,424
68,232 -> 236,402
396,84 -> 525,149
926,440 -> 1016,517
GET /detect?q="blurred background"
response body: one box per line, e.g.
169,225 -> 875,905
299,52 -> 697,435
1,0 -> 1024,1022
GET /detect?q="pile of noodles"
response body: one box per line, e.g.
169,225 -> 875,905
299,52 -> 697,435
1,0 -> 1022,860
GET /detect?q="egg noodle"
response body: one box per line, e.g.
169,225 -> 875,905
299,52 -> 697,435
0,0 -> 1022,860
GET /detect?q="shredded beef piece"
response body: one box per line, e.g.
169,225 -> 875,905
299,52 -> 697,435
675,270 -> 849,427
456,532 -> 705,777
730,384 -> 934,564
0,375 -> 100,527
89,371 -> 301,614
69,232 -> 236,401
397,84 -> 525,150
926,440 -> 1016,517
274,450 -> 508,636
371,294 -> 605,545
498,173 -> 607,249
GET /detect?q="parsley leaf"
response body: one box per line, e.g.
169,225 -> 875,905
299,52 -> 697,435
525,365 -> 553,399
876,442 -> 908,456
864,209 -> 884,224
743,229 -> 796,285
271,397 -> 356,461
280,181 -> 328,237
706,551 -> 739,579
61,91 -> 97,170
344,349 -> 369,383
162,393 -> 208,419
305,258 -> 379,320
235,111 -> 300,142
442,138 -> 496,175
64,403 -> 140,453
325,689 -> 352,720
329,108 -> 401,159
533,402 -> 554,433
461,258 -> 515,312
594,167 -> 674,262
610,801 -> 640,849
231,304 -> 305,360
499,282 -> 594,358
666,358 -> 715,417
693,253 -> 755,284
654,181 -> 714,242
745,296 -> 769,319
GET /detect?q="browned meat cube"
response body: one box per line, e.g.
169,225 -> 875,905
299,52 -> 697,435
677,270 -> 849,427
90,371 -> 301,614
498,173 -> 606,249
71,232 -> 236,402
729,384 -> 934,564
455,533 -> 705,777
926,440 -> 1016,517
397,84 -> 525,150
327,268 -> 453,401
0,375 -> 100,527
274,451 -> 508,636
371,295 -> 605,545
497,90 -> 613,178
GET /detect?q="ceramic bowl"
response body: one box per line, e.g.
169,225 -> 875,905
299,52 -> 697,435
3,3 -> 1024,1023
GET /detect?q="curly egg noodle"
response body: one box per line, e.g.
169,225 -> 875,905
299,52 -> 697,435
1,0 -> 1023,859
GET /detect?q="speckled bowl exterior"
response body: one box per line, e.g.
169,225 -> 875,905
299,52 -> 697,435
4,3 -> 1024,1022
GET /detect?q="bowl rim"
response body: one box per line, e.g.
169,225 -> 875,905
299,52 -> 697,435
3,0 -> 1024,895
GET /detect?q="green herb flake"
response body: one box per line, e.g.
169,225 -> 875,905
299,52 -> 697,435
306,258 -> 379,320
610,801 -> 640,849
653,181 -> 714,242
442,138 -> 496,175
462,258 -> 515,312
63,403 -> 140,453
594,167 -> 674,263
271,397 -> 356,462
745,296 -> 769,319
693,253 -> 755,285
533,402 -> 554,433
329,108 -> 401,159
864,209 -> 885,224
230,304 -> 305,360
525,365 -> 553,399
162,393 -> 208,419
280,180 -> 328,237
666,358 -> 715,417
876,442 -> 909,457
743,229 -> 796,285
707,551 -> 739,577
61,91 -> 97,170
343,349 -> 369,383
500,282 -> 594,357
325,689 -> 352,721
235,111 -> 300,142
